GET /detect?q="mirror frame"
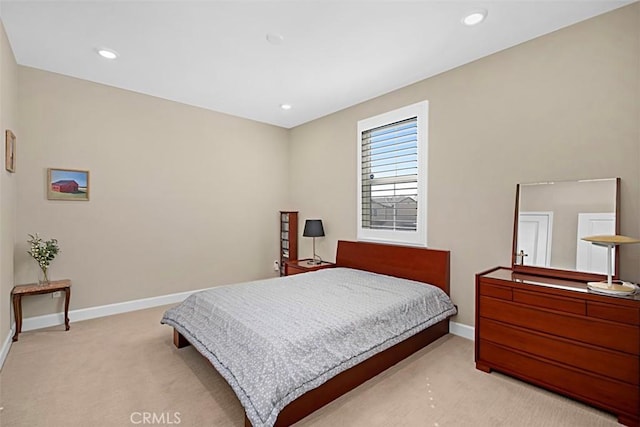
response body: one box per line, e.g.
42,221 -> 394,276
511,178 -> 620,282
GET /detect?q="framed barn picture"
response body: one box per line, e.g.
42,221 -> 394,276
47,168 -> 90,201
5,130 -> 15,173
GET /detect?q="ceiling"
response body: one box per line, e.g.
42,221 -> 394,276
0,1 -> 634,128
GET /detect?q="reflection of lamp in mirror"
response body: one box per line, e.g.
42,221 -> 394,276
581,235 -> 640,294
303,219 -> 325,265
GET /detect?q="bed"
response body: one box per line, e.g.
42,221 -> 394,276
162,240 -> 455,426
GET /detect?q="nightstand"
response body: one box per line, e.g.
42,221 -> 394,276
285,259 -> 335,276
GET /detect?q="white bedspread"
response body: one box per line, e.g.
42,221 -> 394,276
161,267 -> 456,427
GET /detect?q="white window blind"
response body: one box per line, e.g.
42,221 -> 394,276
361,117 -> 418,231
357,101 -> 428,247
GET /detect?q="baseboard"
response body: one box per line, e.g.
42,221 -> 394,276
0,324 -> 15,371
449,321 -> 475,341
20,287 -> 209,333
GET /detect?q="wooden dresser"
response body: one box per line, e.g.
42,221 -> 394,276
476,267 -> 640,426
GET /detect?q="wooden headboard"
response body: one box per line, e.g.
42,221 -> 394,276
335,240 -> 450,295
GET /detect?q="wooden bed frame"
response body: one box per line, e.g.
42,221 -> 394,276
172,240 -> 452,426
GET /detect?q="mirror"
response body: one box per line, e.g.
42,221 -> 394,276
512,178 -> 619,281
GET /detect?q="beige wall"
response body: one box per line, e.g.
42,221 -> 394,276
289,4 -> 640,327
0,21 -> 18,347
3,3 -> 639,334
15,67 -> 289,318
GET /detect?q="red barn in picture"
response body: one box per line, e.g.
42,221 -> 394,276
51,180 -> 79,193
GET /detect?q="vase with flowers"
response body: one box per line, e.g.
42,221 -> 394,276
27,233 -> 60,286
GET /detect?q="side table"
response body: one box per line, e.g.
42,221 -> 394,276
12,279 -> 71,342
285,259 -> 335,276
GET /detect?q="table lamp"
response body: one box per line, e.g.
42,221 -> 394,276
581,234 -> 640,294
303,219 -> 325,265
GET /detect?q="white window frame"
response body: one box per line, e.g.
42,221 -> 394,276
357,101 -> 428,247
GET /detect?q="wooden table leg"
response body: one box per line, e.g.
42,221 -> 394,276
64,286 -> 71,331
12,294 -> 21,342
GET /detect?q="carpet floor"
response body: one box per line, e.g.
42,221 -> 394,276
0,305 -> 618,426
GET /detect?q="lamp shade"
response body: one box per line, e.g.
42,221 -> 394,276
582,235 -> 640,245
581,234 -> 640,292
303,219 -> 325,237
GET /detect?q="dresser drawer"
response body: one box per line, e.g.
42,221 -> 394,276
479,296 -> 640,354
479,340 -> 639,418
588,301 -> 640,326
479,283 -> 512,300
481,318 -> 639,384
513,289 -> 585,315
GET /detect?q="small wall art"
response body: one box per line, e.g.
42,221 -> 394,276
48,168 -> 90,201
5,130 -> 15,173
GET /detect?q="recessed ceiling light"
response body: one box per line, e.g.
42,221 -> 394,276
462,10 -> 487,26
266,33 -> 284,45
97,48 -> 118,60
280,104 -> 292,110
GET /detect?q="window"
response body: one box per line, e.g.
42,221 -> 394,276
357,101 -> 428,247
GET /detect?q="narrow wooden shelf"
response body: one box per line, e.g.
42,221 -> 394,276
279,211 -> 298,276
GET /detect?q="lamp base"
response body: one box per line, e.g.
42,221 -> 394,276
587,280 -> 637,295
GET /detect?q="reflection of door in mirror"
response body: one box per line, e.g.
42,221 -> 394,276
514,178 -> 619,281
517,212 -> 553,267
576,212 -> 615,274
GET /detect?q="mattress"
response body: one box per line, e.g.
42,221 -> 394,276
161,267 -> 456,427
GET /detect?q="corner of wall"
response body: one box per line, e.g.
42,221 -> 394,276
0,19 -> 19,354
